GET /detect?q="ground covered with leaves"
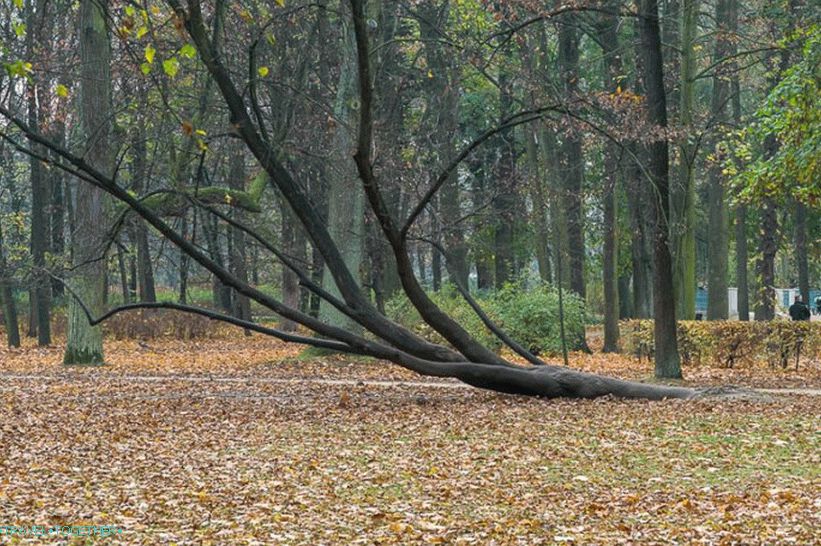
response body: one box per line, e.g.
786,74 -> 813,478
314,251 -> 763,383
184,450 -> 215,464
1,330 -> 819,544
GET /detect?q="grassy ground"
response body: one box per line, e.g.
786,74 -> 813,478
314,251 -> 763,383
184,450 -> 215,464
0,331 -> 819,545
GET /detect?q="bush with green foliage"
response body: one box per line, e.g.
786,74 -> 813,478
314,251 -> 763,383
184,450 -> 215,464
386,282 -> 586,356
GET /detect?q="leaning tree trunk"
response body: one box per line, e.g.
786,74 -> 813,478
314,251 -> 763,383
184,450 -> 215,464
2,0 -> 732,401
64,0 -> 111,365
640,0 -> 682,379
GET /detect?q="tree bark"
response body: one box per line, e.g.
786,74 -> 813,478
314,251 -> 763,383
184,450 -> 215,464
419,2 -> 468,290
0,220 -> 20,348
130,110 -> 156,303
228,146 -> 252,329
640,0 -> 682,378
65,0 -> 111,364
27,0 -> 51,346
706,0 -> 733,320
557,15 -> 586,300
794,201 -> 809,305
599,1 -> 622,352
670,0 -> 699,320
319,18 -> 366,333
280,197 -> 302,332
493,69 -> 516,289
735,204 -> 749,320
754,197 -> 778,321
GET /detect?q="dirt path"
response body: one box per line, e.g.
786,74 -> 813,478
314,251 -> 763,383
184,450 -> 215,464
2,372 -> 820,397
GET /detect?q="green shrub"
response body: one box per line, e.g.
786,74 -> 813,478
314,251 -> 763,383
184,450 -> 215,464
385,282 -> 586,356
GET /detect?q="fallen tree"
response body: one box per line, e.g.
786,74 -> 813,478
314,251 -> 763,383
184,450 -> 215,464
0,0 -> 703,400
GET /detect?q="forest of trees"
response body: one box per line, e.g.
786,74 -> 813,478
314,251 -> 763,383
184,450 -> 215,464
0,0 -> 818,398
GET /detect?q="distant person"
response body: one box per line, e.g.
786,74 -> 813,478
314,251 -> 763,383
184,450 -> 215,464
788,295 -> 810,321
815,295 -> 821,316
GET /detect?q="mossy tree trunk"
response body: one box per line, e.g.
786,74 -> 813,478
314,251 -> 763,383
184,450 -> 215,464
64,0 -> 112,365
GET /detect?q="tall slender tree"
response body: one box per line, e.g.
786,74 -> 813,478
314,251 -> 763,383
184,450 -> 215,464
64,0 -> 112,364
639,0 -> 682,378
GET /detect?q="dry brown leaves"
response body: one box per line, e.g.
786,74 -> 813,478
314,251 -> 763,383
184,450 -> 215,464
0,331 -> 819,544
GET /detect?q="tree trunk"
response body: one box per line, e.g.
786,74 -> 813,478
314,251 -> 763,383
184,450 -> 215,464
754,197 -> 778,321
0,221 -> 20,348
117,242 -> 130,305
557,16 -> 586,299
794,202 -> 809,305
49,120 -> 66,299
735,204 -> 749,320
670,0 -> 699,320
493,70 -> 515,290
280,198 -> 301,332
618,274 -> 633,318
178,215 -> 189,304
419,2 -> 468,290
65,0 -> 111,365
319,19 -> 365,332
628,18 -> 654,319
599,3 -> 622,352
706,0 -> 732,320
730,62 -> 749,321
27,0 -> 51,346
469,156 -> 493,290
130,113 -> 156,303
640,0 -> 682,378
527,128 -> 551,284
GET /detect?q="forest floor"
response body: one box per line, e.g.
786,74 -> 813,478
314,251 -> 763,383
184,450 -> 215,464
0,330 -> 819,545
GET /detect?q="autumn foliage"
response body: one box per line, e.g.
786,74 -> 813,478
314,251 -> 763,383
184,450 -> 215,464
622,320 -> 821,369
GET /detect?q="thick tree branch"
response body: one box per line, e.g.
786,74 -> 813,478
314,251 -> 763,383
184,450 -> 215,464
166,0 -> 465,364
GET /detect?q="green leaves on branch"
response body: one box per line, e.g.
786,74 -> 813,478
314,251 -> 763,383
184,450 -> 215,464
724,24 -> 820,206
3,59 -> 32,79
